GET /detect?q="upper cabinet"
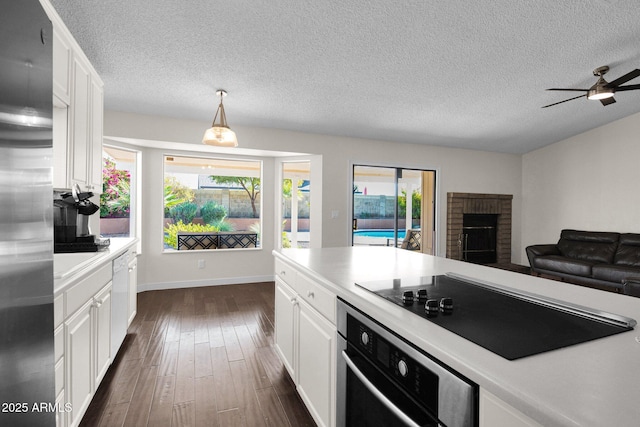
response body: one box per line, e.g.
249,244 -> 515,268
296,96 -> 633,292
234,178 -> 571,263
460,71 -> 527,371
43,0 -> 104,193
52,26 -> 71,104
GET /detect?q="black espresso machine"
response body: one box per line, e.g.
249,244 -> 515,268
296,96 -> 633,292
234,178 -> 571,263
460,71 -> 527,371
54,185 -> 110,253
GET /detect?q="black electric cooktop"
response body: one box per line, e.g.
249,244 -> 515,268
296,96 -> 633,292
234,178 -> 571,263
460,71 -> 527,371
356,274 -> 636,360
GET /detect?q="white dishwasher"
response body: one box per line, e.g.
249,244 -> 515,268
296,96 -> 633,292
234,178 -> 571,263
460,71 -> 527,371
111,252 -> 129,358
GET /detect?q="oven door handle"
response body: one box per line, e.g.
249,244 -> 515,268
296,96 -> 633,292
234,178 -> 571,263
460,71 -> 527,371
341,350 -> 421,427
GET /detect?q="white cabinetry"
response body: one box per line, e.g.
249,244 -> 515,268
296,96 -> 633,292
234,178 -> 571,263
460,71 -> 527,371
65,299 -> 93,427
69,56 -> 90,189
94,284 -> 112,387
274,259 -> 336,427
56,261 -> 113,427
480,389 -> 543,427
127,251 -> 138,326
89,78 -> 104,190
274,279 -> 297,377
45,0 -> 104,192
297,298 -> 335,427
52,25 -> 71,104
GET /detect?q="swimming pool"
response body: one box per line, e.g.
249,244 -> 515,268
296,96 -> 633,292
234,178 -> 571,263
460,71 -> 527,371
353,229 -> 407,239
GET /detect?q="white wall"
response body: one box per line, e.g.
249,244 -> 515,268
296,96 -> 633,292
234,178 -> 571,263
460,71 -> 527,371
521,111 -> 640,263
104,110 -> 523,289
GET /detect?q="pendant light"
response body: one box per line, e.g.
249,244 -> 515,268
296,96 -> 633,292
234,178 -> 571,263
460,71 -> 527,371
202,89 -> 238,147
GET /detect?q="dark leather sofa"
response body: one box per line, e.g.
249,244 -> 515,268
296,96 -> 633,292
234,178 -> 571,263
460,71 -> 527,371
526,229 -> 640,293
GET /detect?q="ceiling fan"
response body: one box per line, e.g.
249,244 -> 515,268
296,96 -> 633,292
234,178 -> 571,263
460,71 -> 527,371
542,66 -> 640,108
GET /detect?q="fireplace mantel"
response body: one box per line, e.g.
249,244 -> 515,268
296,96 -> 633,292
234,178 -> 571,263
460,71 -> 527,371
446,192 -> 512,263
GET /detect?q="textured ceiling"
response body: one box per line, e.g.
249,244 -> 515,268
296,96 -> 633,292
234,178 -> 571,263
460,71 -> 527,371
51,0 -> 640,154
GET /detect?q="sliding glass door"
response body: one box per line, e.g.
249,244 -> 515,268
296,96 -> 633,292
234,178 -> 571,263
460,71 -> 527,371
352,165 -> 435,254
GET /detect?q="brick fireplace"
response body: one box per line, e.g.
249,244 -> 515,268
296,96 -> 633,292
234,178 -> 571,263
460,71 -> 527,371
446,193 -> 513,264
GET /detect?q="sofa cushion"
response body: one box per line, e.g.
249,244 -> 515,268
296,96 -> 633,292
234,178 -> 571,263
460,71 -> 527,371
533,255 -> 594,277
614,233 -> 640,267
592,264 -> 640,285
557,230 -> 619,264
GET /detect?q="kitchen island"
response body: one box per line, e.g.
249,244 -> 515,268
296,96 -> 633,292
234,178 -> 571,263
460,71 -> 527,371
274,246 -> 640,427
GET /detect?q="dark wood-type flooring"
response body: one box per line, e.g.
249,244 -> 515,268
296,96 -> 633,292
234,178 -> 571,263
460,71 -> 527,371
81,282 -> 315,427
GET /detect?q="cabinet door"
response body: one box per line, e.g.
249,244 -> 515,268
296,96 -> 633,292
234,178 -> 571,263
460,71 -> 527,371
297,299 -> 336,427
128,257 -> 138,326
94,283 -> 112,387
89,78 -> 103,192
274,279 -> 297,379
52,26 -> 71,103
52,96 -> 69,189
70,56 -> 90,188
65,301 -> 93,427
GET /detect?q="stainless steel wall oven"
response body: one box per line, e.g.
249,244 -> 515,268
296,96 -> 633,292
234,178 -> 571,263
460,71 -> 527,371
337,298 -> 478,427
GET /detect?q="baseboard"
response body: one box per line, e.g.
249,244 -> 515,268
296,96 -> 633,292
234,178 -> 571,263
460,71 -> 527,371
137,274 -> 276,292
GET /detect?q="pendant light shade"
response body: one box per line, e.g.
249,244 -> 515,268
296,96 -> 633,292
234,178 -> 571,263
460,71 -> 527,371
203,90 -> 238,147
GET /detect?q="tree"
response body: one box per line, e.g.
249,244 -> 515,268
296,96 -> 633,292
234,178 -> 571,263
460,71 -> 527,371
164,176 -> 195,216
101,158 -> 130,218
398,190 -> 422,219
209,176 -> 260,217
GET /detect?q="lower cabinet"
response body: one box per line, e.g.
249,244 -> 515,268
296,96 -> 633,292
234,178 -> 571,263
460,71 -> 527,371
55,259 -> 116,427
274,279 -> 297,377
127,252 -> 138,326
65,300 -> 93,427
94,284 -> 112,387
65,281 -> 112,427
274,262 -> 337,427
297,298 -> 336,427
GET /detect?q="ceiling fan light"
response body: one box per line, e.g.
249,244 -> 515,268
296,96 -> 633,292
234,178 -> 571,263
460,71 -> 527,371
202,89 -> 238,147
587,87 -> 614,100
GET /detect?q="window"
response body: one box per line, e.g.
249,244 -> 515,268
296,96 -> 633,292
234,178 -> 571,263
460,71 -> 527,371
281,161 -> 311,248
163,155 -> 262,251
352,165 -> 436,254
100,146 -> 139,239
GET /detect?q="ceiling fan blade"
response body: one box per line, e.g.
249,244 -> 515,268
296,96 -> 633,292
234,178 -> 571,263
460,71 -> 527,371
614,84 -> 640,92
541,94 -> 586,108
600,97 -> 616,106
605,69 -> 640,88
546,88 -> 589,92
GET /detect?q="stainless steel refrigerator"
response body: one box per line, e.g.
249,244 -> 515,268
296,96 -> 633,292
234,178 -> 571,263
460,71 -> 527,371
0,1 -> 56,426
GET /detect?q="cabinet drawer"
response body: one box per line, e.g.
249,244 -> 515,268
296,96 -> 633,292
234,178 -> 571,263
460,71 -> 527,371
275,258 -> 297,286
297,273 -> 336,323
65,263 -> 112,317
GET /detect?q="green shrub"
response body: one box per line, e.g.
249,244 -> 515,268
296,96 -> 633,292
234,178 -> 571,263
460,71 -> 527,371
169,202 -> 198,224
214,220 -> 234,232
200,201 -> 227,225
163,221 -> 219,249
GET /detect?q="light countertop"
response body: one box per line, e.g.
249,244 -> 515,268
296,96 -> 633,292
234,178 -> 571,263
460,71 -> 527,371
275,246 -> 640,427
54,238 -> 138,292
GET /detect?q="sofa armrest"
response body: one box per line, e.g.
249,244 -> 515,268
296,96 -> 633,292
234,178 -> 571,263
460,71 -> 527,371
623,277 -> 640,297
526,244 -> 560,257
526,244 -> 561,270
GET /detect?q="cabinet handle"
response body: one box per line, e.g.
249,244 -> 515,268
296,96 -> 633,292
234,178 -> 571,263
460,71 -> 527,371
307,291 -> 315,299
290,297 -> 297,304
92,299 -> 103,308
280,270 -> 286,276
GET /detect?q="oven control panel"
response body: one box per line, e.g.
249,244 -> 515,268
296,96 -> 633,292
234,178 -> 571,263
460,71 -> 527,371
351,318 -> 438,412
